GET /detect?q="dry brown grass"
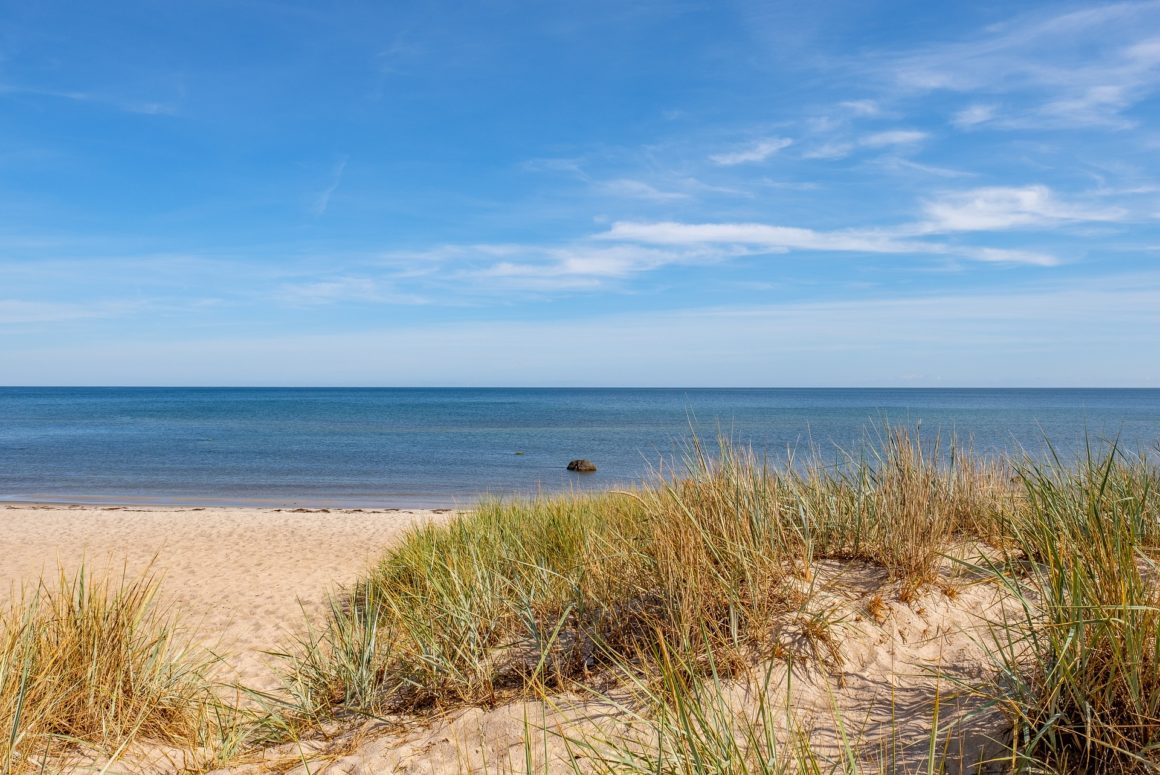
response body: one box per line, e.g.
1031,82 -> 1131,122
0,568 -> 222,773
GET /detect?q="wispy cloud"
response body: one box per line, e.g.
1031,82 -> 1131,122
951,103 -> 998,129
877,2 -> 1160,129
0,299 -> 139,325
13,274 -> 1159,386
598,178 -> 689,200
871,157 -> 977,179
709,137 -> 793,165
601,220 -> 1063,266
963,246 -> 1060,265
274,276 -> 429,306
312,156 -> 349,216
803,128 -> 927,159
521,156 -> 589,179
361,240 -> 726,294
5,181 -> 1122,316
802,142 -> 855,160
599,220 -> 921,255
593,181 -> 1133,267
445,242 -> 737,293
916,185 -> 1126,233
839,99 -> 881,116
0,84 -> 178,116
861,129 -> 927,147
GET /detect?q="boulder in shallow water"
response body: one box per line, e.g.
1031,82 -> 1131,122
566,459 -> 597,472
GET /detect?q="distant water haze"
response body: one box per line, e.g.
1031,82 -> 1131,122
1,387 -> 1157,508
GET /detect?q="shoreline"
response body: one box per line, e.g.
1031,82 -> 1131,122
0,495 -> 474,510
1,498 -> 464,511
0,478 -> 628,511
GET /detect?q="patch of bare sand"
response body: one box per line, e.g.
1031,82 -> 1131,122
0,504 -> 451,691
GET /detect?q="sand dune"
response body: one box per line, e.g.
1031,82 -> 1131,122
2,505 -> 1013,774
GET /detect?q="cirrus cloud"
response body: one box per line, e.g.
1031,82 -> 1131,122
709,137 -> 794,166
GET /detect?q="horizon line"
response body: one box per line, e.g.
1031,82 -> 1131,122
3,385 -> 1159,391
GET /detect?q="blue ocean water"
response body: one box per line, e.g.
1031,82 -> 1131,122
0,388 -> 1157,507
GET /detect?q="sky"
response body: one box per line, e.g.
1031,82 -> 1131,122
2,0 -> 1159,386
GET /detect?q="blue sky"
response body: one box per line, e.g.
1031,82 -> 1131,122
2,0 -> 1159,386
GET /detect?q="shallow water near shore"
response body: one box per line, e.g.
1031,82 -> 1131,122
1,387 -> 1158,507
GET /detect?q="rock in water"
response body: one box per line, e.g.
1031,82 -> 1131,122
567,459 -> 597,472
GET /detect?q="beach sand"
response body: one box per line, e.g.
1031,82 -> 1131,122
0,504 -> 449,691
2,504 -> 1012,773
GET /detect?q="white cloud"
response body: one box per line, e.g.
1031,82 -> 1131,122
709,137 -> 793,166
600,220 -> 922,255
951,104 -> 998,128
477,244 -> 696,279
372,241 -> 735,293
756,177 -> 822,191
878,3 -> 1160,128
860,130 -> 928,147
374,204 -> 1071,293
839,99 -> 881,116
595,185 -> 1117,267
802,142 -> 854,160
458,242 -> 745,293
598,178 -> 689,201
959,246 -> 1059,267
312,157 -> 348,216
803,129 -> 926,159
1037,84 -> 1134,128
872,157 -> 976,179
918,185 -> 1126,233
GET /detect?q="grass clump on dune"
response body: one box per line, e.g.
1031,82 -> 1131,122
0,568 -> 221,773
986,446 -> 1160,773
282,429 -> 1012,721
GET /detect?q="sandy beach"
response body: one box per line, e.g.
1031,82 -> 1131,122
1,502 -> 1016,774
0,504 -> 449,691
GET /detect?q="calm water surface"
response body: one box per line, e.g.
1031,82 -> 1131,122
1,388 -> 1157,507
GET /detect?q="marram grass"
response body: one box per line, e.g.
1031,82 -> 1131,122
0,567 -> 223,773
979,444 -> 1160,773
280,430 -> 1013,718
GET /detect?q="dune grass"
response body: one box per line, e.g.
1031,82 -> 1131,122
280,431 -> 1160,772
0,568 -> 224,773
6,430 -> 1160,773
981,445 -> 1160,773
279,430 -> 1012,722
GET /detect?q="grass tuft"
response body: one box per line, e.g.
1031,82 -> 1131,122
0,567 -> 221,773
984,444 -> 1160,773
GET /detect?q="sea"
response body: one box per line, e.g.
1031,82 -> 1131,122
1,387 -> 1158,508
